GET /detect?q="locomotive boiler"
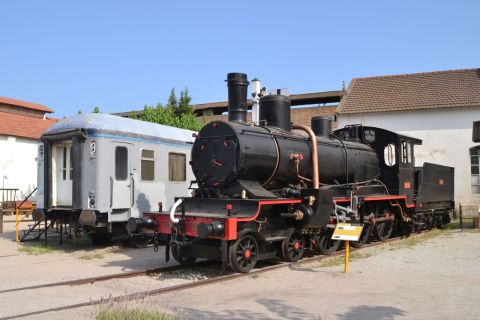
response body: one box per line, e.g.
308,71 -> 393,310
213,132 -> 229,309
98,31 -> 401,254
143,72 -> 454,273
192,73 -> 379,197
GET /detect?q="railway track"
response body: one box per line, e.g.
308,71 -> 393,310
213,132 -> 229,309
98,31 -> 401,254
0,231 -> 430,320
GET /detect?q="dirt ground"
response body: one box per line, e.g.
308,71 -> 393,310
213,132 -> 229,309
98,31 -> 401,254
1,215 -> 480,320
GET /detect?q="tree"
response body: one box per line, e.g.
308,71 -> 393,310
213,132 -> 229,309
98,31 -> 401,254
166,88 -> 178,111
92,106 -> 101,113
177,87 -> 192,115
130,88 -> 203,131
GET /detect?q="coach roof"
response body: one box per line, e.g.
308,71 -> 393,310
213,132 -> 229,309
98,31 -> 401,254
43,113 -> 195,144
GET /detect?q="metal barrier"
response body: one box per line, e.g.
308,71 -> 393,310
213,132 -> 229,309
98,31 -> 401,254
15,188 -> 37,242
0,188 -> 19,234
458,204 -> 480,230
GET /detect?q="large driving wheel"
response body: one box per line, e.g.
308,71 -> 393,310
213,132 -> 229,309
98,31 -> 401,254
315,228 -> 341,254
229,234 -> 259,273
351,222 -> 373,248
281,232 -> 305,262
374,216 -> 394,241
171,243 -> 197,267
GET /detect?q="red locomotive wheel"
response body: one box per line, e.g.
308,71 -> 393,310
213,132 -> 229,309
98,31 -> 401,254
374,220 -> 394,241
315,229 -> 341,255
351,222 -> 373,248
281,232 -> 305,262
229,234 -> 259,273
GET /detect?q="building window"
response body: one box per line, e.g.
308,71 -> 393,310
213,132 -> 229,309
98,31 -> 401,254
471,147 -> 480,194
141,149 -> 155,181
115,146 -> 128,181
169,153 -> 186,182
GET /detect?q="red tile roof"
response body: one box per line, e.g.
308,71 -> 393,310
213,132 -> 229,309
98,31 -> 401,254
338,68 -> 480,114
0,96 -> 54,113
0,112 -> 57,139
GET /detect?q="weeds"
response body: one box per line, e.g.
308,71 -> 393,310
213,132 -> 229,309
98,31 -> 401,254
96,306 -> 176,320
389,229 -> 442,250
79,253 -> 105,260
18,244 -> 55,255
314,252 -> 372,268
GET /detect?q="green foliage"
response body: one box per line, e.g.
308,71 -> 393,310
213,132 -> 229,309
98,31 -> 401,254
19,244 -> 55,255
130,87 -> 203,131
92,106 -> 101,113
96,306 -> 176,320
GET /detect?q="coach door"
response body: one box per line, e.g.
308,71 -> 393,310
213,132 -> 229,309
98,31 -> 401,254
53,142 -> 73,207
111,143 -> 133,209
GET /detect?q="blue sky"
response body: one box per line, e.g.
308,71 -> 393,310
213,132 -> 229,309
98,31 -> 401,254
0,1 -> 478,117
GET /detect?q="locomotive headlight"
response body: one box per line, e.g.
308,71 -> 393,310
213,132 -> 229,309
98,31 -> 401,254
88,191 -> 96,209
197,221 -> 225,239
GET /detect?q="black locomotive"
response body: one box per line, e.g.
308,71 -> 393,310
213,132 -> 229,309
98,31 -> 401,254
145,73 -> 454,273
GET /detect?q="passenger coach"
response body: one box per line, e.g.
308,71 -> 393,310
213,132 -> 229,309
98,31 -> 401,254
34,113 -> 195,243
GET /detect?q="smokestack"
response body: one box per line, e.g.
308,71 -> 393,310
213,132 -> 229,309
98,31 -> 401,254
227,73 -> 249,123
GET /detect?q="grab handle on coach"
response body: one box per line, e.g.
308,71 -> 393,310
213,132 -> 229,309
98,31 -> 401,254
170,198 -> 183,223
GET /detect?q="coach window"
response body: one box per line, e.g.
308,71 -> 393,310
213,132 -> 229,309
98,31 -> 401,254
115,146 -> 128,181
471,147 -> 480,194
141,149 -> 155,181
69,147 -> 73,180
169,152 -> 186,182
62,147 -> 67,180
401,141 -> 412,164
384,143 -> 396,166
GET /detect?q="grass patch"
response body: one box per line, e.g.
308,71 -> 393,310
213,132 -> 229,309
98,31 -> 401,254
18,244 -> 55,255
96,306 -> 176,320
314,251 -> 372,268
79,253 -> 104,260
390,229 -> 442,250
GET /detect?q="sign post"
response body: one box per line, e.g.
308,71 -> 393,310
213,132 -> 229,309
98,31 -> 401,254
332,223 -> 364,273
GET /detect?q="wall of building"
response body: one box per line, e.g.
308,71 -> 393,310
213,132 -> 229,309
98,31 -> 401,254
0,135 -> 38,200
337,107 -> 480,215
197,105 -> 338,127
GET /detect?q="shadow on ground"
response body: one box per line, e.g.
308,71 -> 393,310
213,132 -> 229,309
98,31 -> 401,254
337,305 -> 407,320
177,298 -> 319,320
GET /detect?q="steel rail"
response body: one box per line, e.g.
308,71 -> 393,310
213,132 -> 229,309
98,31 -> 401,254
0,261 -> 212,295
0,231 -> 431,320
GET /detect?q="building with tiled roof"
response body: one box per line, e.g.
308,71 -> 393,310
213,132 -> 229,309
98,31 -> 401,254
0,97 -> 56,199
337,68 -> 480,213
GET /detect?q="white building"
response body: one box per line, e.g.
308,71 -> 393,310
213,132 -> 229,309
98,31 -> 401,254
337,68 -> 480,215
0,96 -> 56,200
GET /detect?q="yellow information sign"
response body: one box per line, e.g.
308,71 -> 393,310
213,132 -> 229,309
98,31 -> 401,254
332,223 -> 364,242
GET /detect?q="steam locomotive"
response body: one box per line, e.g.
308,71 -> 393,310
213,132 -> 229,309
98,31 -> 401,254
141,73 -> 454,273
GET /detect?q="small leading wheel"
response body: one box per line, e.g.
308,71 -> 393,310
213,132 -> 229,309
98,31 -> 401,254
315,229 -> 341,254
351,222 -> 373,248
171,243 -> 197,267
282,232 -> 305,262
229,234 -> 259,273
374,220 -> 394,241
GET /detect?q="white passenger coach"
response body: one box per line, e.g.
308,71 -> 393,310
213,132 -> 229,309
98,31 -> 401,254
34,113 -> 195,243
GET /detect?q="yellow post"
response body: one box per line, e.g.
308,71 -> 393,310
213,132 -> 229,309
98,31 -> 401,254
344,240 -> 349,273
15,208 -> 19,242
